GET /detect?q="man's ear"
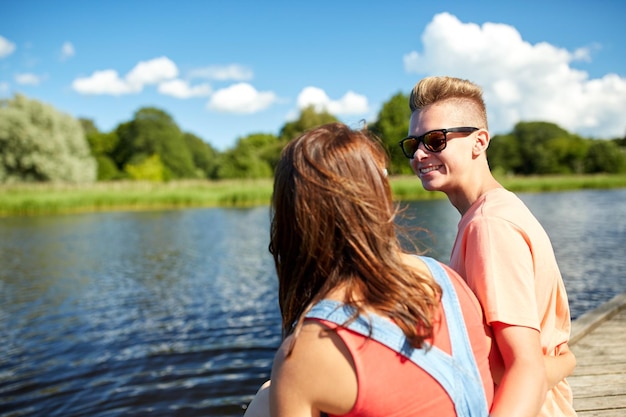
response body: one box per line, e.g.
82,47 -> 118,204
472,129 -> 490,156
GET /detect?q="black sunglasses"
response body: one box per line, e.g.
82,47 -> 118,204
398,127 -> 479,158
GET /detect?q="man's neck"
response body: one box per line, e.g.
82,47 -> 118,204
450,174 -> 502,215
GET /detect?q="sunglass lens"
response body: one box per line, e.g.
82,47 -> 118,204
403,139 -> 418,158
424,131 -> 446,152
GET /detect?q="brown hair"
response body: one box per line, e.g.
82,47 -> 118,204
270,122 -> 440,351
409,76 -> 489,130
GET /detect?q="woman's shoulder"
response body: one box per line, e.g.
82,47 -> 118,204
400,253 -> 434,277
272,320 -> 357,415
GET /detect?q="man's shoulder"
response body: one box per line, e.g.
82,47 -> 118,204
473,188 -> 533,223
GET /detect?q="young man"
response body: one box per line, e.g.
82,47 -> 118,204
401,76 -> 576,417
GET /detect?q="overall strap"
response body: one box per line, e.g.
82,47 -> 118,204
418,256 -> 489,416
305,256 -> 488,417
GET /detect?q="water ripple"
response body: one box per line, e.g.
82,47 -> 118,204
1,192 -> 624,416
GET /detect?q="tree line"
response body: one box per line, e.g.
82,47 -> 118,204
1,93 -> 625,183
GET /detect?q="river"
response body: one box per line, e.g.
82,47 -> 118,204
1,188 -> 624,416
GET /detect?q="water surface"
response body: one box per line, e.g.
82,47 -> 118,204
1,189 -> 624,416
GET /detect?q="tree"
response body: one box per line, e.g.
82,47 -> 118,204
113,107 -> 197,180
216,133 -> 278,179
0,94 -> 96,183
242,132 -> 282,171
368,92 -> 412,175
94,155 -> 124,180
80,118 -> 124,180
488,133 -> 522,175
217,150 -> 273,180
584,140 -> 626,173
507,121 -> 593,175
512,122 -> 565,174
183,132 -> 220,179
209,105 -> 340,180
79,118 -> 99,136
124,153 -> 166,181
613,135 -> 626,148
279,105 -> 338,142
545,135 -> 588,174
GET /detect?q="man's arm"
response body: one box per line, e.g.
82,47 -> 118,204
544,343 -> 576,389
489,322 -> 548,417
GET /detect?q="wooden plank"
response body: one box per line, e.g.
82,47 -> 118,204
567,293 -> 626,415
578,410 -> 626,417
570,380 -> 626,398
573,363 -> 626,376
574,394 -> 626,411
570,293 -> 626,345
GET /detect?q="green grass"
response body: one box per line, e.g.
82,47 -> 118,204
390,173 -> 626,201
1,174 -> 626,217
0,179 -> 274,216
496,174 -> 626,192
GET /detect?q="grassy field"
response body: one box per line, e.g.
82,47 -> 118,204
392,173 -> 626,201
1,174 -> 626,217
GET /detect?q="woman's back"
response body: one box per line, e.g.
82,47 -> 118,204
295,258 -> 494,416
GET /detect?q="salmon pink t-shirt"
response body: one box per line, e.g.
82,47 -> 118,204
449,188 -> 575,417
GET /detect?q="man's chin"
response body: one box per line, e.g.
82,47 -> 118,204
420,179 -> 440,192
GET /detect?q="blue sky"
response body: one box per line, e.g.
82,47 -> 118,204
1,0 -> 625,150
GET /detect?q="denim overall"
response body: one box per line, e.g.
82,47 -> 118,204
305,256 -> 489,417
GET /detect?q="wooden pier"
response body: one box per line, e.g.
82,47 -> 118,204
568,293 -> 626,416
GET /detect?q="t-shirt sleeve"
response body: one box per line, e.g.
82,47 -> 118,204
462,216 -> 540,330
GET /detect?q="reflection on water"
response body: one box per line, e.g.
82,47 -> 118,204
0,207 -> 280,416
520,190 -> 626,316
0,189 -> 624,416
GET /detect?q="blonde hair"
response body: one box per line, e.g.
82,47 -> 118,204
410,76 -> 488,130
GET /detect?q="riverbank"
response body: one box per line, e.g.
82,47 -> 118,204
1,174 -> 626,216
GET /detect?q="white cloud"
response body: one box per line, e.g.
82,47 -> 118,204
72,56 -> 178,95
0,35 -> 16,58
15,73 -> 42,85
61,41 -> 75,60
126,56 -> 178,89
72,69 -> 133,95
189,64 -> 253,81
403,12 -> 626,139
0,81 -> 9,93
296,86 -> 329,109
158,79 -> 212,98
572,47 -> 592,63
207,82 -> 277,113
296,86 -> 369,115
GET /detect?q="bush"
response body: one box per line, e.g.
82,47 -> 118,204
0,94 -> 96,183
